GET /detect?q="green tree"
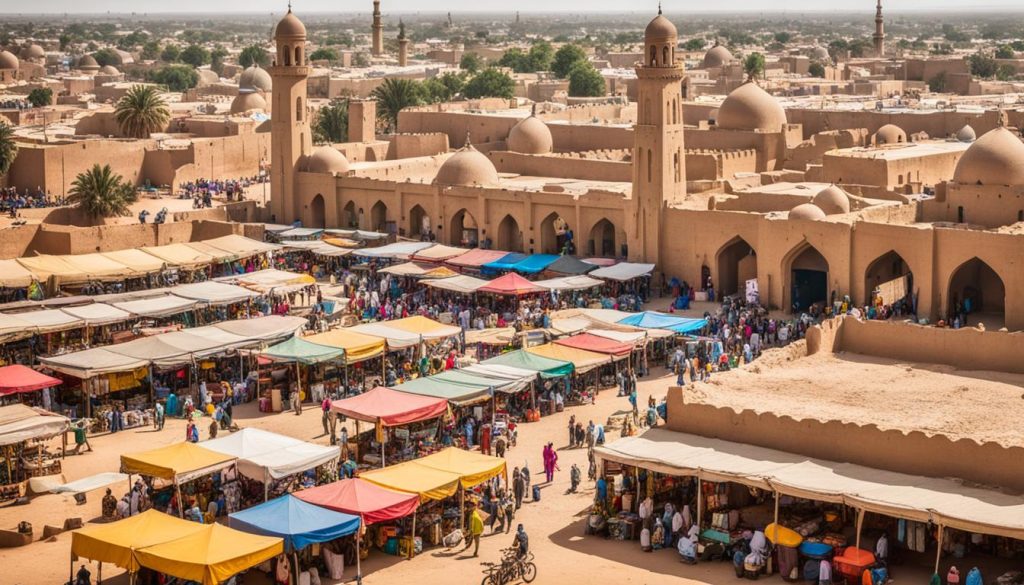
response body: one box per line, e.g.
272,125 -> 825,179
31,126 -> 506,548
67,164 -> 138,219
309,47 -> 339,62
26,87 -> 53,108
160,44 -> 181,63
93,48 -> 120,67
370,78 -> 423,132
0,121 -> 17,181
239,45 -> 269,68
114,85 -> 171,138
459,52 -> 484,73
141,40 -> 161,61
995,45 -> 1015,59
180,45 -> 209,67
313,99 -> 348,144
683,38 -> 705,51
148,65 -> 199,92
743,52 -> 766,81
568,62 -> 605,97
927,72 -> 947,93
463,68 -> 515,99
552,44 -> 588,78
774,32 -> 793,44
421,72 -> 465,103
528,41 -> 554,71
968,52 -> 999,79
210,46 -> 228,75
808,62 -> 826,78
498,48 -> 531,73
996,64 -> 1016,82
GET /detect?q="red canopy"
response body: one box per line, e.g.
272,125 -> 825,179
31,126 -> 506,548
446,249 -> 509,268
294,478 -> 420,525
331,386 -> 448,426
0,365 -> 62,396
554,333 -> 633,356
477,273 -> 546,296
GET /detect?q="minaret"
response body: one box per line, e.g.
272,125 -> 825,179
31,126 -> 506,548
631,5 -> 686,266
269,6 -> 312,224
372,0 -> 384,57
397,20 -> 409,67
873,0 -> 885,58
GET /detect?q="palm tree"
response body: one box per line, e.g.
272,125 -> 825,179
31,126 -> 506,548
313,99 -> 349,145
370,78 -> 423,132
0,121 -> 17,181
68,164 -> 138,219
114,85 -> 171,138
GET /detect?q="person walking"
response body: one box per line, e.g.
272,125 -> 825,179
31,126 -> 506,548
567,415 -> 576,448
543,442 -> 559,483
154,401 -> 165,431
321,395 -> 332,436
463,503 -> 484,557
512,466 -> 525,509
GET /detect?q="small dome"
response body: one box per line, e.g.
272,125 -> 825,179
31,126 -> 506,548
507,115 -> 553,155
956,125 -> 976,143
874,124 -> 906,145
230,92 -> 267,115
196,69 -> 220,86
98,65 -> 120,75
275,10 -> 307,39
435,144 -> 500,188
811,185 -> 851,215
239,65 -> 272,93
645,12 -> 677,44
952,127 -> 1024,187
0,50 -> 18,70
789,203 -> 827,221
77,54 -> 99,70
810,46 -> 830,61
716,82 -> 787,132
702,45 -> 734,69
20,44 -> 44,60
306,146 -> 351,174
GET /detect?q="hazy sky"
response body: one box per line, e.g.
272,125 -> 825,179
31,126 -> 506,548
7,0 -> 1024,14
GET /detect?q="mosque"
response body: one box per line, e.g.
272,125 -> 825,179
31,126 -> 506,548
267,7 -> 1024,330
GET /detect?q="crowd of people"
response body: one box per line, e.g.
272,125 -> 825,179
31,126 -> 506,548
0,186 -> 64,214
177,175 -> 268,204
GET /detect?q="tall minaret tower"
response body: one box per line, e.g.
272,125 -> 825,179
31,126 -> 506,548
397,19 -> 409,66
269,6 -> 312,224
372,0 -> 384,57
873,0 -> 885,57
630,5 -> 686,266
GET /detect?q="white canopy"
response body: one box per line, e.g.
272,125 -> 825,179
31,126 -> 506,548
354,241 -> 434,259
60,303 -> 132,326
532,275 -> 604,291
172,281 -> 259,306
0,312 -> 40,342
202,428 -> 340,482
324,228 -> 388,240
588,262 -> 655,281
0,404 -> 70,447
7,309 -> 84,334
212,315 -> 307,342
40,347 -> 150,378
113,295 -> 198,318
423,275 -> 489,294
280,240 -> 354,257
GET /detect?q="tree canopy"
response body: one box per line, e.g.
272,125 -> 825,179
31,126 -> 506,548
743,52 -> 766,81
68,164 -> 138,219
115,85 -> 171,138
180,44 -> 209,67
371,78 -> 423,132
313,99 -> 348,145
309,47 -> 339,62
239,45 -> 270,68
552,44 -> 588,78
27,87 -> 53,108
148,65 -> 200,92
568,63 -> 605,97
463,68 -> 515,99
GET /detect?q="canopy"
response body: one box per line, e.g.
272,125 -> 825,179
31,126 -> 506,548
61,303 -> 132,326
324,228 -> 388,240
305,328 -> 386,364
373,315 -> 462,345
533,275 -> 603,291
355,241 -> 434,259
617,311 -> 706,334
331,386 -> 448,426
461,363 -> 538,383
0,312 -> 36,343
202,428 -> 339,482
589,262 -> 655,281
204,234 -> 281,259
71,509 -> 208,571
281,240 -> 355,257
481,252 -> 528,273
360,459 -> 463,501
477,273 -> 546,296
392,376 -> 492,406
133,522 -> 283,585
277,227 -> 323,239
0,365 -> 61,395
261,336 -> 345,365
186,241 -> 238,263
100,248 -> 167,273
481,349 -> 574,378
142,242 -> 215,268
40,347 -> 149,378
19,253 -> 136,284
172,281 -> 259,305
120,442 -> 236,482
545,255 -> 598,275
415,447 -> 507,489
212,315 -> 308,342
230,269 -> 316,293
294,478 -> 420,525
410,244 -> 468,262
526,343 -> 611,374
508,254 -> 559,274
229,494 -> 360,552
446,249 -> 509,268
423,274 -> 489,294
554,332 -> 633,357
10,308 -> 84,333
0,258 -> 38,287
113,295 -> 198,318
0,404 -> 69,446
432,368 -> 530,394
464,327 -> 516,346
379,262 -> 443,277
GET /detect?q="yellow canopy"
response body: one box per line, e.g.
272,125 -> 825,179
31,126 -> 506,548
526,342 -> 610,374
120,442 -> 236,482
0,258 -> 37,287
71,509 -> 207,571
16,255 -> 80,280
19,253 -> 137,283
322,237 -> 360,248
360,460 -> 462,501
133,522 -> 283,585
385,315 -> 453,335
416,447 -> 507,489
142,243 -> 215,269
305,329 -> 386,364
100,248 -> 167,273
185,241 -> 237,263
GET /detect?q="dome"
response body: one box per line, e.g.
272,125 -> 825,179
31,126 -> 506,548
77,54 -> 99,70
507,115 -> 553,155
874,124 -> 906,145
702,45 -> 734,69
811,185 -> 851,215
952,127 -> 1024,187
230,92 -> 267,115
98,65 -> 120,75
956,125 -> 976,143
644,12 -> 677,44
196,69 -> 219,86
810,46 -> 830,61
20,44 -> 44,60
789,203 -> 827,221
434,144 -> 500,187
716,82 -> 787,132
0,50 -> 18,70
275,10 -> 307,39
239,65 -> 272,93
306,146 -> 351,175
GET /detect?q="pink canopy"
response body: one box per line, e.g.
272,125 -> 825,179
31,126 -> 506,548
331,386 -> 448,426
294,478 -> 420,525
0,365 -> 62,396
446,249 -> 509,268
477,273 -> 546,296
554,333 -> 633,356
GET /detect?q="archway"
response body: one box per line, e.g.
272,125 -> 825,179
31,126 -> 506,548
948,257 -> 1005,327
716,237 -> 757,298
310,194 -> 325,230
497,214 -> 522,253
787,243 -> 829,312
450,209 -> 478,247
588,218 -> 616,258
370,201 -> 388,233
539,213 -> 570,255
409,204 -> 430,240
864,250 -> 912,309
343,201 -> 357,228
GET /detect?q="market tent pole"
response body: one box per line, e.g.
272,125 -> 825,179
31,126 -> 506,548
295,362 -> 302,405
459,486 -> 465,529
934,524 -> 945,574
147,367 -> 154,405
98,561 -> 102,585
854,508 -> 865,550
68,551 -> 73,585
175,477 -> 185,518
695,474 -> 703,531
264,467 -> 269,502
409,510 -> 417,559
293,551 -> 301,585
772,489 -> 780,529
356,529 -> 363,585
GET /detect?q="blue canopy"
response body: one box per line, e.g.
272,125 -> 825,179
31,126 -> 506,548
617,311 -> 707,334
481,253 -> 528,274
228,494 -> 361,552
509,254 -> 560,274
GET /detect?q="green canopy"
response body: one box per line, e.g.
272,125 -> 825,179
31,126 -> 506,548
481,350 -> 574,379
392,376 -> 492,406
261,336 -> 346,365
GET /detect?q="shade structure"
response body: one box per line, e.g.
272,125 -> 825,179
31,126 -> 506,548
323,228 -> 388,241
202,428 -> 340,482
360,459 -> 463,501
423,274 -> 489,294
464,327 -> 516,346
616,311 -> 706,334
0,258 -> 39,287
0,404 -> 69,446
477,273 -> 546,296
415,447 -> 507,489
120,442 -> 236,482
261,336 -> 346,365
186,241 -> 238,263
364,315 -> 462,346
526,342 -> 611,374
203,234 -> 281,259
305,328 -> 386,364
410,244 -> 468,262
211,315 -> 308,341
378,261 -> 443,277
554,332 -> 633,357
354,241 -> 434,259
294,478 -> 420,525
0,312 -> 36,343
589,262 -> 655,281
17,254 -> 127,284
545,255 -> 598,275
141,242 -> 215,269
3,308 -> 83,334
461,363 -> 539,385
532,275 -> 604,291
100,248 -> 167,273
277,227 -> 323,239
481,252 -> 527,273
392,376 -> 493,406
446,249 -> 509,268
281,240 -> 355,257
0,365 -> 61,395
331,386 -> 448,427
481,349 -> 574,378
60,303 -> 132,326
228,494 -> 360,552
39,346 -> 150,378
432,368 -> 531,394
507,254 -> 559,274
132,522 -> 283,585
172,281 -> 260,306
71,509 -> 208,572
229,269 -> 316,293
112,295 -> 198,318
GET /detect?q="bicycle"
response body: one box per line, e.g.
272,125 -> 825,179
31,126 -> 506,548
480,548 -> 536,585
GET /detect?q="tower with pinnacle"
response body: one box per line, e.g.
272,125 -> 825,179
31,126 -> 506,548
873,0 -> 885,57
269,6 -> 312,223
372,0 -> 384,57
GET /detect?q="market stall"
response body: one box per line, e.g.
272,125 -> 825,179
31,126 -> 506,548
70,509 -> 208,576
120,442 -> 238,518
259,336 -> 346,411
445,249 -> 509,272
0,404 -> 69,502
331,386 -> 449,467
526,342 -> 613,405
132,522 -> 283,585
477,272 -> 546,296
295,477 -> 420,526
409,245 -> 468,263
0,364 -> 62,405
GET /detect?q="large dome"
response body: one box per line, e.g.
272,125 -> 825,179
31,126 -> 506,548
702,45 -> 734,69
811,185 -> 851,215
77,54 -> 99,70
239,65 -> 272,92
644,12 -> 677,44
716,82 -> 787,132
275,10 -> 307,39
874,124 -> 906,145
952,127 -> 1024,187
20,44 -> 44,60
0,50 -> 18,70
230,92 -> 267,115
98,65 -> 120,75
507,114 -> 553,155
789,203 -> 827,221
306,146 -> 350,175
435,145 -> 500,188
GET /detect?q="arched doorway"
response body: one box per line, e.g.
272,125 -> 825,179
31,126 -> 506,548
716,237 -> 757,298
409,204 -> 430,240
865,251 -> 912,309
450,209 -> 478,247
310,194 -> 325,229
948,257 -> 1005,327
588,219 -> 616,257
370,201 -> 388,233
787,243 -> 829,312
343,201 -> 357,228
539,213 -> 571,255
497,215 -> 522,252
